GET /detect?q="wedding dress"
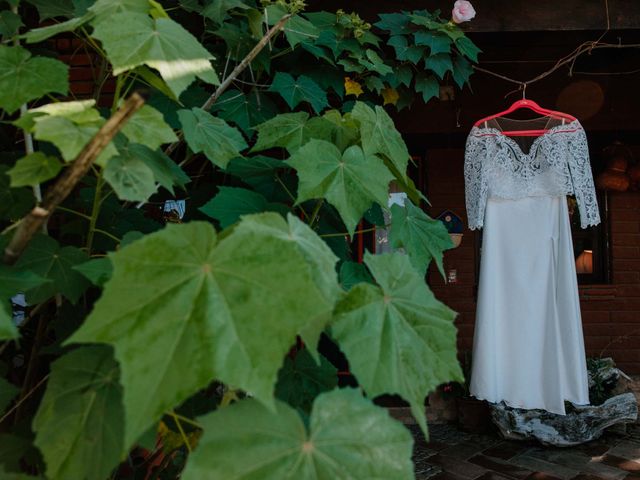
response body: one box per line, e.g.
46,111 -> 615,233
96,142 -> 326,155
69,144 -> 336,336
464,116 -> 600,414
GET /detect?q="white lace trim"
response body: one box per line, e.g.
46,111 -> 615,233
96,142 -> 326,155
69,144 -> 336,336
464,119 -> 601,230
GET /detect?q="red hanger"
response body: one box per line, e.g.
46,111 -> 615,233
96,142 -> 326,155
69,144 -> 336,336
474,88 -> 578,137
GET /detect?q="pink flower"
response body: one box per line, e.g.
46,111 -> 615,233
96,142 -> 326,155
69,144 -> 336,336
452,0 -> 476,24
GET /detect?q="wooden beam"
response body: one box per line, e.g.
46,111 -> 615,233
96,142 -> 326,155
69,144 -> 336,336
309,0 -> 640,32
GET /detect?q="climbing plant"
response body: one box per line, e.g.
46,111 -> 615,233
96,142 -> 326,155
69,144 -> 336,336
0,0 -> 480,478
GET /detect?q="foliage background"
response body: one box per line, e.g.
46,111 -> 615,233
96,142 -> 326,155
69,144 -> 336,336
0,0 -> 480,478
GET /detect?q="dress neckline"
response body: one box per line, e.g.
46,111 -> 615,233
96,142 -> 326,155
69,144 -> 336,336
470,119 -> 582,158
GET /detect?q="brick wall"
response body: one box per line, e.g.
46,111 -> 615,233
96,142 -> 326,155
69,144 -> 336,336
425,149 -> 640,374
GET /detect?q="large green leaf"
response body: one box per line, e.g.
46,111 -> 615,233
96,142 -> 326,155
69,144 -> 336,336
0,303 -> 17,340
414,31 -> 452,55
33,346 -> 124,480
120,104 -> 178,150
182,388 -> 414,480
226,155 -> 283,193
199,187 -> 269,228
178,108 -> 247,169
455,36 -> 482,62
452,55 -> 474,88
387,35 -> 422,64
69,214 -> 339,447
24,0 -> 75,19
288,140 -> 393,236
284,14 -> 320,48
0,377 -> 18,414
14,235 -> 89,304
415,73 -> 439,103
72,258 -> 113,287
8,153 -> 62,187
211,89 -> 278,135
350,101 -> 409,179
251,112 -> 333,154
103,151 -> 157,202
26,101 -> 118,167
119,143 -> 190,195
389,202 -> 453,277
275,348 -> 337,413
201,0 -> 250,25
332,252 -> 463,435
0,45 -> 68,114
268,72 -> 328,114
425,53 -> 453,79
92,12 -> 219,98
0,166 -> 33,221
0,10 -> 23,38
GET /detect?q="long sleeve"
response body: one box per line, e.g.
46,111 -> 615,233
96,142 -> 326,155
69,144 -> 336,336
464,133 -> 489,230
567,127 -> 601,229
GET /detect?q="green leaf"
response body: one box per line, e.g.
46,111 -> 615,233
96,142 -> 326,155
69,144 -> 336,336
289,140 -> 393,236
455,36 -> 481,62
182,388 -> 414,479
72,257 -> 113,286
362,49 -> 393,75
0,303 -> 17,340
332,252 -> 463,435
0,377 -> 18,414
121,104 -> 178,150
199,187 -> 267,228
69,215 -> 339,447
268,72 -> 328,114
415,73 -> 440,103
0,45 -> 68,114
211,89 -> 278,135
33,346 -> 124,480
226,155 -> 283,191
0,165 -> 33,220
120,143 -> 190,195
103,152 -> 157,202
284,14 -> 320,48
425,53 -> 453,79
25,0 -> 75,19
14,234 -> 90,304
92,12 -> 219,98
452,55 -> 474,88
389,202 -> 453,277
178,108 -> 247,169
28,102 -> 118,167
387,35 -> 423,64
350,101 -> 410,178
251,112 -> 333,154
0,10 -> 23,38
0,264 -> 50,299
414,31 -> 452,55
23,14 -> 92,44
202,0 -> 250,25
8,153 -> 62,187
88,0 -> 151,17
323,109 -> 359,152
275,349 -> 337,413
339,261 -> 373,290
374,12 -> 411,35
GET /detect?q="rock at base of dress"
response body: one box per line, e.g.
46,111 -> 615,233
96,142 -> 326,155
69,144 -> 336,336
490,392 -> 638,447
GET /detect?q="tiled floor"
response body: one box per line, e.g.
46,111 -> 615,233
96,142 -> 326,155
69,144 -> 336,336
411,422 -> 640,480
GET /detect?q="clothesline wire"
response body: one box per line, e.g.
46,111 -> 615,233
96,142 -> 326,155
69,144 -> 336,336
469,0 -> 640,97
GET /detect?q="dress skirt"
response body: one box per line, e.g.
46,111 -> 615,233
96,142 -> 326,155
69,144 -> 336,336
468,195 -> 591,415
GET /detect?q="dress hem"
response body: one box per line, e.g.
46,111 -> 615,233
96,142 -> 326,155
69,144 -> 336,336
469,393 -> 591,416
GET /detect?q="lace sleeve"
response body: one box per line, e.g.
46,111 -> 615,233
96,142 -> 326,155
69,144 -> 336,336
464,132 -> 488,230
567,126 -> 601,229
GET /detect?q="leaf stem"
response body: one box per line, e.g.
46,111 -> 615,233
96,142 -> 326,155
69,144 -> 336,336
320,227 -> 377,238
308,199 -> 324,227
94,228 -> 121,243
168,412 -> 202,429
86,172 -> 105,254
57,206 -> 92,221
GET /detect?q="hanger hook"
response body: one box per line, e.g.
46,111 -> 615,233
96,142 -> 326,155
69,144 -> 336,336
522,82 -> 527,100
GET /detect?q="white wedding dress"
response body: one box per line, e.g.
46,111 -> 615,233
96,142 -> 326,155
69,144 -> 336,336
464,117 -> 600,415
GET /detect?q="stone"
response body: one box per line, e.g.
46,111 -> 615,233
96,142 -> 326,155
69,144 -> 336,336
490,393 -> 638,447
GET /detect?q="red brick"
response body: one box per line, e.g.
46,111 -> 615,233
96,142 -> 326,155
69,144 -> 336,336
606,350 -> 640,362
70,82 -> 94,95
611,311 -> 640,322
613,271 -> 640,283
612,222 -> 640,234
610,336 -> 640,349
612,209 -> 640,221
581,311 -> 610,323
613,234 -> 640,247
613,259 -> 640,271
617,286 -> 640,297
610,194 -> 640,209
584,324 -> 615,336
613,246 -> 640,258
58,53 -> 94,66
584,336 -> 613,349
69,67 -> 95,82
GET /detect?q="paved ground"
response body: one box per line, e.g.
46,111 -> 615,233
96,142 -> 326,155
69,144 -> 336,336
410,422 -> 640,480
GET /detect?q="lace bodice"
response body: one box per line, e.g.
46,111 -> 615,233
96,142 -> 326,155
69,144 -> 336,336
464,119 -> 601,230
